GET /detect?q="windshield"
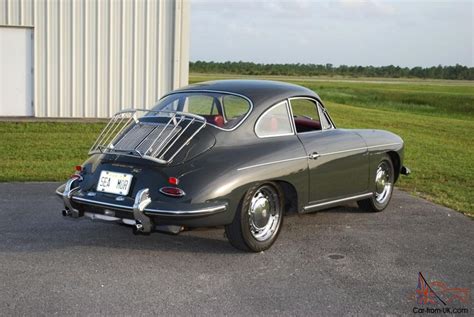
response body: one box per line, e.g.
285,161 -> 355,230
153,91 -> 252,130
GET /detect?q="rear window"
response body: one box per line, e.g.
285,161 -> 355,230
153,92 -> 251,130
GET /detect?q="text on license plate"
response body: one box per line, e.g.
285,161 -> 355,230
97,171 -> 133,195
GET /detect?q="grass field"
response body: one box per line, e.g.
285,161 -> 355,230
0,74 -> 472,216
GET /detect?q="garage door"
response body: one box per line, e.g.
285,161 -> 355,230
0,27 -> 34,116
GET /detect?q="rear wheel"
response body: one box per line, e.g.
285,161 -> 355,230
225,183 -> 284,252
357,155 -> 394,212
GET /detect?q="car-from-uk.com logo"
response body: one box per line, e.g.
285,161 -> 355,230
410,272 -> 470,314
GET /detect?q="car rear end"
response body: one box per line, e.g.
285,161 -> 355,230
56,109 -> 229,234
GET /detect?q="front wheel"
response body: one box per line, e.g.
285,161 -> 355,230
357,155 -> 394,212
225,183 -> 284,252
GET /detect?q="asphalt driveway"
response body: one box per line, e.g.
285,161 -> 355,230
0,183 -> 472,316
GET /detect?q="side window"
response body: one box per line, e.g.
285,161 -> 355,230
317,103 -> 333,130
255,101 -> 293,138
290,98 -> 322,133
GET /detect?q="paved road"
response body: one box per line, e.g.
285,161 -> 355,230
0,183 -> 472,316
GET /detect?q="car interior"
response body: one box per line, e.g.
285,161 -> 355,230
182,95 -> 248,129
290,99 -> 323,133
293,117 -> 322,132
201,114 -> 225,127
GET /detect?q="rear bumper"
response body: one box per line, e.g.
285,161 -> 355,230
56,181 -> 229,230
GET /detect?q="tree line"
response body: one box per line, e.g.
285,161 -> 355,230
190,61 -> 474,80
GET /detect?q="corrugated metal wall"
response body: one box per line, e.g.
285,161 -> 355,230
0,0 -> 189,117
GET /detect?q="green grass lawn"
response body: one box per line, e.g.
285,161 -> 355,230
1,74 -> 472,217
0,122 -> 105,181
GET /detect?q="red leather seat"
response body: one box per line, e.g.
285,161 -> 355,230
202,115 -> 225,128
294,117 -> 321,132
214,115 -> 224,127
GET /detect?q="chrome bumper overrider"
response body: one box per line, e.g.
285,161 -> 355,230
56,182 -> 227,234
61,178 -> 81,218
133,188 -> 153,233
401,166 -> 411,176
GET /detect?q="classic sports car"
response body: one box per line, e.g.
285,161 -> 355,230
56,80 -> 410,252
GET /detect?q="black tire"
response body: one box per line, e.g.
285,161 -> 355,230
357,154 -> 394,212
225,182 -> 284,252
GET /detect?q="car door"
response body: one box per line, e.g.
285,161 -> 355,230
289,98 -> 369,204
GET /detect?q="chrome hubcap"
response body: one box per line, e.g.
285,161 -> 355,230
375,161 -> 392,204
248,186 -> 281,242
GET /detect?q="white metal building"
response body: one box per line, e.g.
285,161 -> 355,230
0,0 -> 189,117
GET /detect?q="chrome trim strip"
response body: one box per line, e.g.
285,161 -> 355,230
316,143 -> 401,156
319,147 -> 367,156
257,131 -> 295,139
237,156 -> 308,171
303,193 -> 373,211
286,100 -> 296,135
286,98 -> 297,134
312,143 -> 402,156
71,196 -> 227,216
367,143 -> 402,149
236,143 -> 402,171
316,101 -> 334,130
160,90 -> 254,132
145,205 -> 227,216
159,187 -> 186,197
319,102 -> 336,129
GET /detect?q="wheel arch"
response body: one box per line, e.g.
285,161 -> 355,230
386,151 -> 400,182
274,180 -> 299,214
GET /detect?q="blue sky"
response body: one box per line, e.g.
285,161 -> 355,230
190,0 -> 473,67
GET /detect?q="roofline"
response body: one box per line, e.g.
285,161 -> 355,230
160,89 -> 255,132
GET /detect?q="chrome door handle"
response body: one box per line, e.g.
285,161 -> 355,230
309,152 -> 320,160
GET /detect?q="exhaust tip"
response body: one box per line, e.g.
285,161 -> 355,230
133,223 -> 151,236
132,227 -> 140,235
62,209 -> 70,217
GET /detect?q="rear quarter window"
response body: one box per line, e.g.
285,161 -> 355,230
255,101 -> 293,138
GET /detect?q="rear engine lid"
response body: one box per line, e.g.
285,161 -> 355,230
89,110 -> 215,166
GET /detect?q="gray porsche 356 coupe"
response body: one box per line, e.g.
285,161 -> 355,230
56,80 -> 409,252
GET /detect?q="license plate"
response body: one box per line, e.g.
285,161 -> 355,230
97,171 -> 133,195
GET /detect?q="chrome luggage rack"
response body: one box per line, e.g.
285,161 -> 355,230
89,109 -> 207,164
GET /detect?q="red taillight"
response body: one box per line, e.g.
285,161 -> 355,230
168,177 -> 179,185
159,186 -> 185,197
75,165 -> 82,172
